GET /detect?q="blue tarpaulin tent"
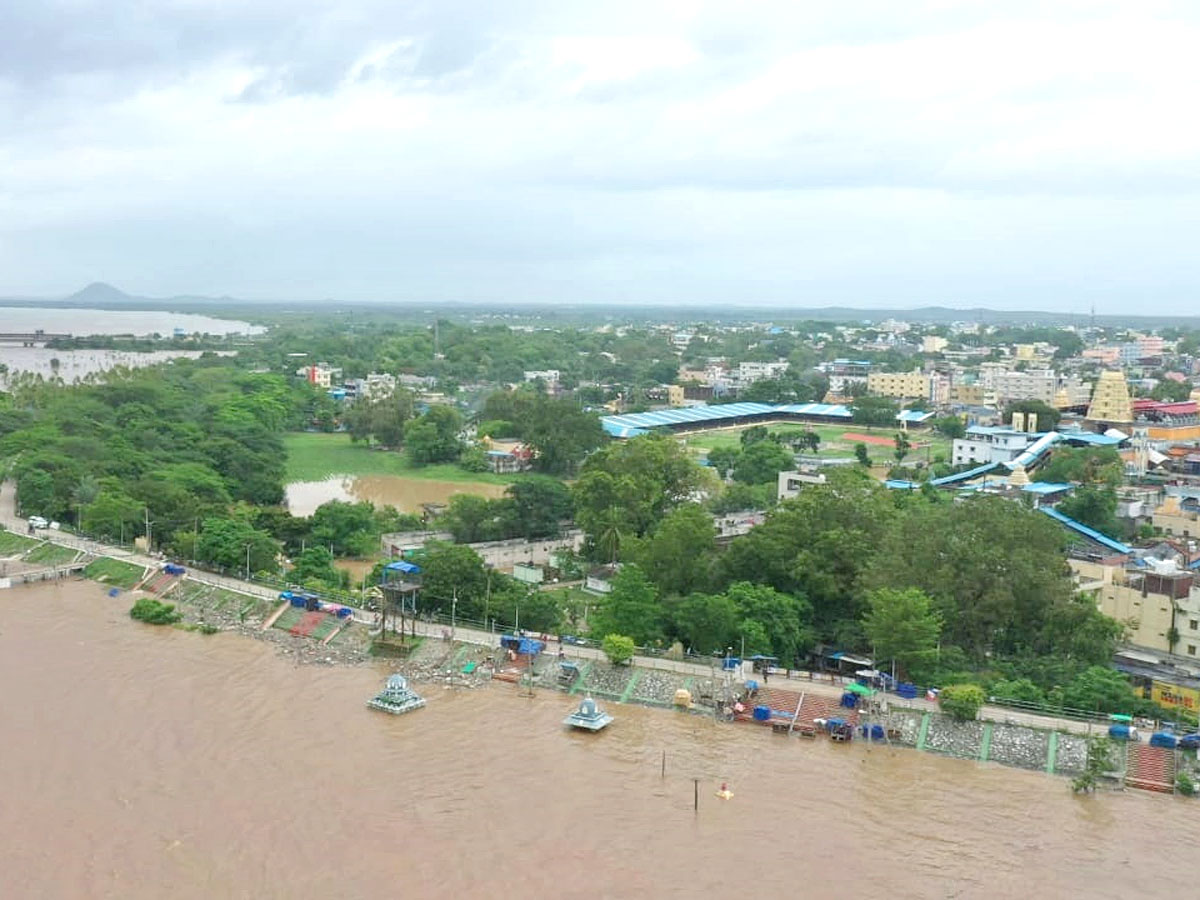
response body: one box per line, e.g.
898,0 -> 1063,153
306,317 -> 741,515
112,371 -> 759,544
385,560 -> 421,575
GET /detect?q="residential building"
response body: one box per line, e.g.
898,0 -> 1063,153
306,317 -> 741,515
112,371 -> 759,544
929,372 -> 951,407
922,335 -> 948,354
297,362 -> 342,388
777,470 -> 827,501
952,383 -> 987,405
1071,558 -> 1197,655
1138,335 -> 1165,358
991,369 -> 1056,405
1083,346 -> 1122,365
951,426 -> 1037,466
866,370 -> 929,400
736,360 -> 790,386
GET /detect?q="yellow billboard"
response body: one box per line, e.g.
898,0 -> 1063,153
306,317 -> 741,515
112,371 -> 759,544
1151,680 -> 1200,713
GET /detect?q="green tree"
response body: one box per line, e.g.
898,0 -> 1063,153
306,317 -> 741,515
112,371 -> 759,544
733,440 -> 793,484
706,446 -> 740,478
939,684 -> 985,721
601,634 -> 636,666
671,591 -> 739,655
405,406 -> 463,464
1057,487 -> 1120,539
932,416 -> 965,439
1002,399 -> 1061,432
1150,379 -> 1191,402
865,495 -> 1074,658
720,469 -> 895,643
573,435 -> 708,553
862,587 -> 943,676
724,581 -> 813,662
632,504 -> 716,597
854,442 -> 871,467
81,488 -> 144,542
893,431 -> 912,466
1040,447 -> 1124,487
989,678 -> 1046,705
416,542 -> 490,618
1060,666 -> 1138,715
589,564 -> 661,645
290,547 -> 348,588
195,517 -> 280,575
444,494 -> 500,544
309,500 -> 380,556
851,395 -> 899,427
740,425 -> 771,448
504,476 -> 573,539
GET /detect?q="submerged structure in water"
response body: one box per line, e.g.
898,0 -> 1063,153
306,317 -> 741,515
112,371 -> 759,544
367,674 -> 427,715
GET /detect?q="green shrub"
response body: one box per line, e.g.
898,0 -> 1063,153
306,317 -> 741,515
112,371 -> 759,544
129,598 -> 182,625
601,633 -> 635,666
989,677 -> 1046,705
939,683 -> 985,721
1177,771 -> 1197,797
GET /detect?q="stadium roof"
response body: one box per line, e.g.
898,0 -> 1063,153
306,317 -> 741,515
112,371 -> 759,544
600,401 -> 852,434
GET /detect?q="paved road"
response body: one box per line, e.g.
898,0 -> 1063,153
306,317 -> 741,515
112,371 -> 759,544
2,480 -> 1101,736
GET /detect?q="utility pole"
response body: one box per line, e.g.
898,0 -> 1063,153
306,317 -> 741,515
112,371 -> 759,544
144,507 -> 152,551
245,543 -> 251,581
451,588 -> 457,641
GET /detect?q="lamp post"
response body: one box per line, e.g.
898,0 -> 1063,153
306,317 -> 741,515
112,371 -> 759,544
451,589 -> 457,641
244,543 -> 251,581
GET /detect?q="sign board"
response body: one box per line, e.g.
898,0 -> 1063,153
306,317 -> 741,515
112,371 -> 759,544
1151,680 -> 1200,712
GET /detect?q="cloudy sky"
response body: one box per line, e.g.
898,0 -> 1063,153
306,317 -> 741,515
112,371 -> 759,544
2,1 -> 1198,311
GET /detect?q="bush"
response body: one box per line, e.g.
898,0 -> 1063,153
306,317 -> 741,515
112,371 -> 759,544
601,633 -> 635,666
989,677 -> 1046,705
939,683 -> 985,721
1177,771 -> 1197,797
129,598 -> 182,625
458,446 -> 490,472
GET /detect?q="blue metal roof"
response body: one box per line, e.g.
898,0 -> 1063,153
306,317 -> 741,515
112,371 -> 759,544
600,402 -> 851,435
896,410 -> 934,423
1005,431 -> 1062,470
385,560 -> 421,574
1022,481 -> 1075,494
929,461 -> 999,486
1059,430 -> 1124,446
884,479 -> 919,490
1040,507 -> 1132,555
601,421 -> 649,438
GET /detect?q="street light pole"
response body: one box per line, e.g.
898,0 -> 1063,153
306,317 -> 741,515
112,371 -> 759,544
245,543 -> 251,581
451,588 -> 457,641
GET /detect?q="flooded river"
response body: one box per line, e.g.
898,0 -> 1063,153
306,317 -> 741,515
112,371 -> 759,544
2,579 -> 1196,899
286,475 -> 508,517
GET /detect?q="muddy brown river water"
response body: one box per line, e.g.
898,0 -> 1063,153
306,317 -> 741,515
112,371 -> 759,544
1,580 -> 1195,899
285,474 -> 508,517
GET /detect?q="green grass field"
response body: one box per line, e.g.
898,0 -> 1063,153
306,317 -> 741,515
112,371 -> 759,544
83,557 -> 147,588
283,432 -> 520,485
23,542 -> 81,566
681,423 -> 951,463
0,530 -> 40,555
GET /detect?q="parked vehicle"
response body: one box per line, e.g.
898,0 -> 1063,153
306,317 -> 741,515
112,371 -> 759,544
28,516 -> 49,529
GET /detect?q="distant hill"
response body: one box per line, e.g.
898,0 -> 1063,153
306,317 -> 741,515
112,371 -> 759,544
1,284 -> 1198,327
62,282 -> 140,305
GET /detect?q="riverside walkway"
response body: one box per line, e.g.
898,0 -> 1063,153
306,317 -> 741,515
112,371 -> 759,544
1,479 -> 1101,738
